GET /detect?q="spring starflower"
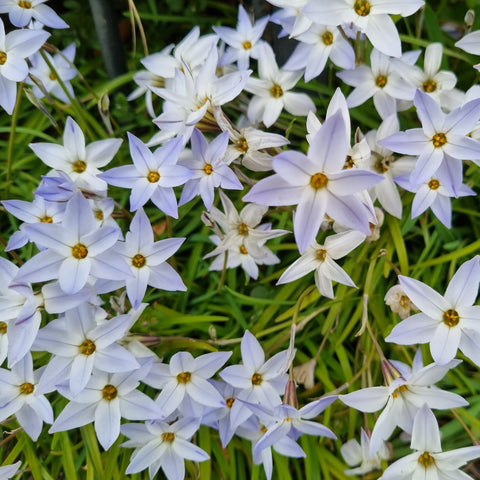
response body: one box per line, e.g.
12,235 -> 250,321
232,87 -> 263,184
303,0 -> 425,58
386,256 -> 480,366
0,0 -> 68,28
378,90 -> 480,186
380,404 -> 480,479
243,111 -> 382,253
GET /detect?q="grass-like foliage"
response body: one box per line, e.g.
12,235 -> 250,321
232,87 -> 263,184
1,0 -> 480,479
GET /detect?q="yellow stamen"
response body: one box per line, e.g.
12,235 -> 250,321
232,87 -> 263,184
72,160 -> 87,173
177,372 -> 191,383
239,245 -> 248,255
376,75 -> 387,88
19,0 -> 32,8
72,243 -> 88,259
40,215 -> 53,223
0,51 -> 7,66
316,249 -> 327,261
162,432 -> 175,442
0,322 -> 6,335
235,137 -> 249,153
310,172 -> 328,189
423,79 -> 437,93
102,384 -> 118,401
391,384 -> 408,398
251,373 -> 262,385
132,253 -> 146,268
428,179 -> 440,190
443,309 -> 460,327
322,31 -> 334,46
270,84 -> 283,98
237,223 -> 249,235
243,41 -> 252,50
418,452 -> 435,467
79,339 -> 96,355
354,0 -> 371,16
204,163 -> 213,175
19,382 -> 34,394
147,171 -> 160,183
432,132 -> 447,148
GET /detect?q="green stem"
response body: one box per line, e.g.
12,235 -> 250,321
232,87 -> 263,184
6,81 -> 24,198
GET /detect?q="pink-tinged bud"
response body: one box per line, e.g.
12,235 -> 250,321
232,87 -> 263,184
381,359 -> 402,386
283,379 -> 298,409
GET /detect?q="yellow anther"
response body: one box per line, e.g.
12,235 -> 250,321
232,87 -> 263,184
251,373 -> 262,385
162,432 -> 175,442
235,137 -> 249,153
72,243 -> 88,259
19,382 -> 34,394
237,223 -> 249,235
0,322 -> 6,335
147,171 -> 160,183
316,249 -> 327,261
432,132 -> 447,148
310,172 -> 328,189
19,0 -> 32,8
0,51 -> 7,65
226,397 -> 235,408
423,79 -> 437,93
177,372 -> 191,383
239,245 -> 248,254
391,384 -> 408,398
418,452 -> 435,467
322,31 -> 334,46
102,384 -> 118,401
243,41 -> 252,50
443,309 -> 460,327
428,179 -> 440,190
79,339 -> 96,355
376,75 -> 387,88
354,0 -> 371,16
72,160 -> 87,173
40,215 -> 53,223
204,163 -> 213,175
270,84 -> 283,98
132,253 -> 146,268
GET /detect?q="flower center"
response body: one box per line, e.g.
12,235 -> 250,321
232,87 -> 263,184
374,155 -> 393,173
354,0 -> 371,16
177,371 -> 191,383
162,432 -> 175,443
49,72 -> 56,81
443,309 -> 460,327
72,243 -> 88,259
132,253 -> 146,268
251,373 -> 262,385
0,51 -> 7,66
226,397 -> 235,408
322,31 -> 334,46
235,137 -> 249,153
19,0 -> 32,8
102,384 -> 118,401
147,171 -> 160,183
19,382 -> 34,395
237,223 -> 249,235
344,156 -> 355,169
204,163 -> 213,175
79,339 -> 96,355
270,84 -> 283,98
376,75 -> 387,88
400,295 -> 410,309
239,245 -> 248,254
432,132 -> 447,148
40,215 -> 53,223
94,209 -> 104,220
310,172 -> 328,189
418,452 -> 435,467
72,160 -> 87,173
391,384 -> 408,398
0,322 -> 6,335
243,41 -> 252,50
428,179 -> 440,190
423,79 -> 437,93
316,249 -> 327,261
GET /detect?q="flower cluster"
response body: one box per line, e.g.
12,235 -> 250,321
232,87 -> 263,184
1,0 -> 480,479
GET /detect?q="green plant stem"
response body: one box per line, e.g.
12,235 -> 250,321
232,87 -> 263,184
6,81 -> 24,198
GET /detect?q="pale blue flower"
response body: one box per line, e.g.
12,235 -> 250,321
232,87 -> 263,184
386,256 -> 480,366
50,359 -> 162,450
116,208 -> 186,309
14,192 -> 131,294
179,129 -> 243,210
379,90 -> 480,186
100,133 -> 192,216
381,404 -> 480,479
122,417 -> 209,479
0,0 -> 68,28
243,111 -> 382,253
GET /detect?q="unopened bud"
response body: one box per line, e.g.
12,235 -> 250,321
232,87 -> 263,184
385,284 -> 418,319
283,379 -> 298,409
381,359 -> 402,386
465,9 -> 475,29
293,359 -> 316,390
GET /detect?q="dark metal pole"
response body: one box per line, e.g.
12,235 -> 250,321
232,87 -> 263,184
88,0 -> 127,79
